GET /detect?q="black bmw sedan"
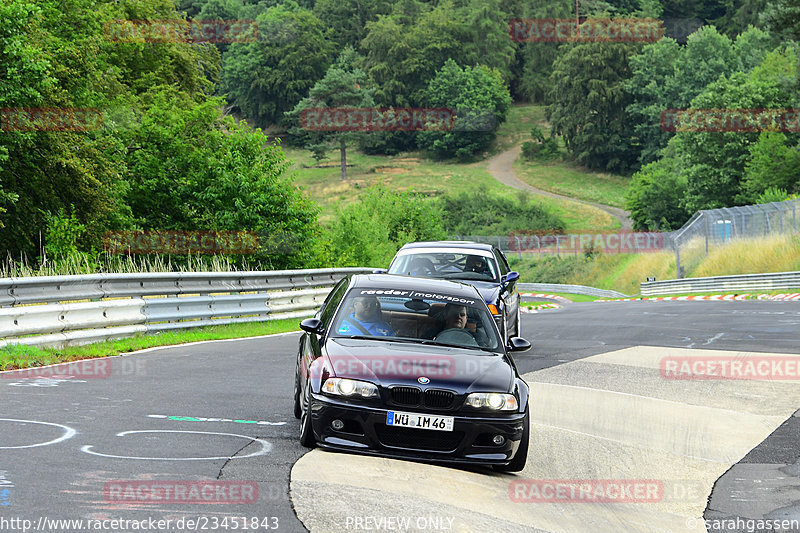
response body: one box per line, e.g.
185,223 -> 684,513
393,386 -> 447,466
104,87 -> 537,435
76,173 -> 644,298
293,273 -> 531,472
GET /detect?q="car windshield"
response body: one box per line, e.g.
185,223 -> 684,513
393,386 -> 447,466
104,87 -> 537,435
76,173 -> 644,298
387,252 -> 499,283
330,288 -> 502,352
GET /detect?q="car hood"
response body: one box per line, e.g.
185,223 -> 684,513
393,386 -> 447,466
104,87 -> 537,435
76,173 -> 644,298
467,281 -> 501,305
323,338 -> 513,393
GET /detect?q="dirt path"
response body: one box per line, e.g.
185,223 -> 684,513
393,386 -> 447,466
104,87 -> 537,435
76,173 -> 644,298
487,145 -> 633,231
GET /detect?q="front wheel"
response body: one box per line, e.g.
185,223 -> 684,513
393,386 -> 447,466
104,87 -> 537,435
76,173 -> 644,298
493,411 -> 529,473
299,381 -> 316,448
293,371 -> 301,419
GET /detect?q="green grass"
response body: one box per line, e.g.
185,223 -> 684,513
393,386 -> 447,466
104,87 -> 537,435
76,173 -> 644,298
0,318 -> 301,371
286,146 -> 518,223
284,103 -> 621,232
513,158 -> 630,209
491,103 -> 548,154
520,291 -> 602,302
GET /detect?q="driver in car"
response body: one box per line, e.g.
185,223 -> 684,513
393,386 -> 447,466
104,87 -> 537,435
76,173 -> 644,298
434,303 -> 488,346
464,255 -> 489,274
338,296 -> 395,336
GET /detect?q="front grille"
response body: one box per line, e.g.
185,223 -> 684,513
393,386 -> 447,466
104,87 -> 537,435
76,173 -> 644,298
424,389 -> 455,409
391,386 -> 421,406
375,425 -> 464,452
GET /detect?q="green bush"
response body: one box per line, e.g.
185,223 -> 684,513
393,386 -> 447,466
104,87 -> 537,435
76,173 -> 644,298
521,125 -> 560,162
440,188 -> 564,236
327,186 -> 447,267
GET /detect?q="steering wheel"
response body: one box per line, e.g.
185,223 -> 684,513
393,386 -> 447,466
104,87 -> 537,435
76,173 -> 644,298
434,328 -> 478,346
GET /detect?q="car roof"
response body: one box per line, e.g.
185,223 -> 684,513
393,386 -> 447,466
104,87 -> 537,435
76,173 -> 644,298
397,240 -> 496,252
348,273 -> 482,298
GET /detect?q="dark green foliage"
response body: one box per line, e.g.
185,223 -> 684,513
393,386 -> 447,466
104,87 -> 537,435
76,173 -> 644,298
521,126 -> 560,161
221,3 -> 333,128
547,40 -> 643,172
625,157 -> 692,230
417,60 -> 511,160
327,186 -> 447,267
0,0 -> 321,269
440,188 -> 565,235
741,132 -> 800,202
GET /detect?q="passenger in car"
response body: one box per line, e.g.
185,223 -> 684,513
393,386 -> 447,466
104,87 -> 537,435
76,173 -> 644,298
435,303 -> 489,346
338,296 -> 395,336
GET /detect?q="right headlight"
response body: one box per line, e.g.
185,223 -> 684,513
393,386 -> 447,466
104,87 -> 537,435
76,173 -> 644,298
322,378 -> 379,399
465,392 -> 518,411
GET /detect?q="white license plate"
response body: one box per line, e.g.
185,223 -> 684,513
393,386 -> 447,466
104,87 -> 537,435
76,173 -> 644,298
386,411 -> 454,432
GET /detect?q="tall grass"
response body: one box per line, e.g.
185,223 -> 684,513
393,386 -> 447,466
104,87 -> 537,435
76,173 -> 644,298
694,234 -> 800,277
509,234 -> 800,295
0,253 -> 245,278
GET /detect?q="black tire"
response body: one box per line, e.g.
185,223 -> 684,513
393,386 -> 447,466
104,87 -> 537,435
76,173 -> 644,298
299,381 -> 316,448
493,411 -> 529,473
293,371 -> 301,419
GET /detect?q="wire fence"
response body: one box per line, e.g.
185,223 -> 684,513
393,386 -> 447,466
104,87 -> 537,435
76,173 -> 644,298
456,199 -> 800,277
667,199 -> 800,277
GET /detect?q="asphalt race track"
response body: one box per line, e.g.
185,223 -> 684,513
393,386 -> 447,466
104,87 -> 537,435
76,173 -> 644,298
2,300 -> 799,533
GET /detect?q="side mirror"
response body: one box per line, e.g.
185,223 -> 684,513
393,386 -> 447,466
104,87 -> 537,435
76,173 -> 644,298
300,318 -> 324,335
507,337 -> 531,353
501,271 -> 520,291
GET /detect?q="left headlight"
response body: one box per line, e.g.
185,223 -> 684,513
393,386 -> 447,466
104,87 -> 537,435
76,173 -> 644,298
465,392 -> 518,411
322,378 -> 379,399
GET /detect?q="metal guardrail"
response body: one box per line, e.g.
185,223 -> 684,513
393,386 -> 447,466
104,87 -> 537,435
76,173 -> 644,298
0,268 -> 372,348
640,271 -> 800,296
518,283 -> 628,298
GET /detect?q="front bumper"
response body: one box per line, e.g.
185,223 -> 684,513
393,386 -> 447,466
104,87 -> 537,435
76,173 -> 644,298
308,393 -> 526,466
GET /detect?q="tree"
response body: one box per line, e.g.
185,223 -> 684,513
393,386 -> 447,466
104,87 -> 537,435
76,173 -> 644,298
327,186 -> 446,267
626,26 -> 775,166
679,48 -> 799,211
547,40 -> 643,172
361,1 -> 466,107
625,156 -> 691,230
221,2 -> 333,128
516,0 -> 573,102
124,88 -> 319,268
286,48 -> 376,180
740,132 -> 800,202
313,0 -> 393,49
417,60 -> 511,160
459,0 -> 516,83
625,38 -> 684,165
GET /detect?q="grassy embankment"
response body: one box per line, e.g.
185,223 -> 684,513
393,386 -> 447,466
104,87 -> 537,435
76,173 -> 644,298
285,103 -> 621,231
0,319 -> 300,371
510,234 -> 800,296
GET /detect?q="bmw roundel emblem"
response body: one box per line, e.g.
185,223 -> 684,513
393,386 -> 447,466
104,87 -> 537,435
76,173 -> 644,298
418,377 -> 430,384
